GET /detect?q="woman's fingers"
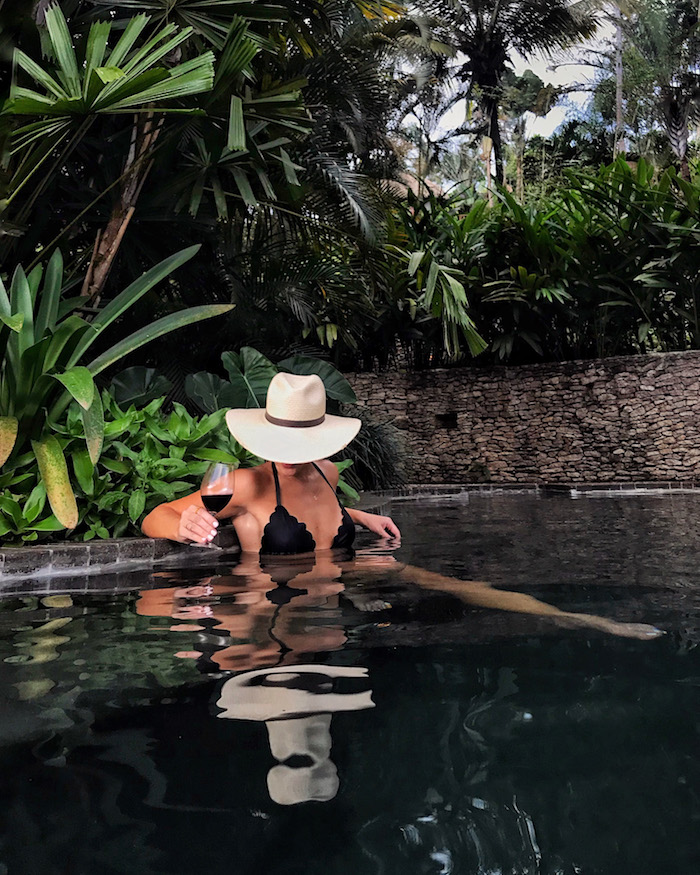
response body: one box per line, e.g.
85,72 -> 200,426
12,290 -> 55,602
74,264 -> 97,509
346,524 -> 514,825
372,515 -> 400,539
382,517 -> 401,539
179,505 -> 219,544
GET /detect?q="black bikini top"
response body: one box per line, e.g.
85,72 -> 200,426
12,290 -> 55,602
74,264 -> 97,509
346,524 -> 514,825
260,462 -> 355,555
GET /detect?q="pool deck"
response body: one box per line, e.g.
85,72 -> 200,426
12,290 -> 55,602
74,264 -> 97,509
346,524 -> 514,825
2,481 -> 700,588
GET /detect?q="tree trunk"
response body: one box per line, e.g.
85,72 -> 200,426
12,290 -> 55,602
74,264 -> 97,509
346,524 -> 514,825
515,118 -> 525,201
661,87 -> 691,182
614,10 -> 626,155
486,98 -> 504,184
482,135 -> 493,206
81,112 -> 162,304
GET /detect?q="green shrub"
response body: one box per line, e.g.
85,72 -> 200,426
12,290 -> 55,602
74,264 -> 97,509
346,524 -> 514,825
373,157 -> 700,367
0,245 -> 232,530
0,393 -> 253,543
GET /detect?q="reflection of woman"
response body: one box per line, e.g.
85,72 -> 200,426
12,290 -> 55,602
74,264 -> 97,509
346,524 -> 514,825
143,373 -> 662,641
216,665 -> 375,805
138,555 -> 351,673
142,372 -> 399,549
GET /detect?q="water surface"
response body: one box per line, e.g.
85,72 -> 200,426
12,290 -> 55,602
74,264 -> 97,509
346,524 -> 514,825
1,493 -> 700,874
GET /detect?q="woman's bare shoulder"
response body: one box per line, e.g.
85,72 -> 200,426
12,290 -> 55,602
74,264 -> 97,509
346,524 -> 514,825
234,463 -> 269,498
316,458 -> 340,485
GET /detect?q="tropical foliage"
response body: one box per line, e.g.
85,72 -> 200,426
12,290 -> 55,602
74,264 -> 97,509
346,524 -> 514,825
0,245 -> 232,529
378,158 -> 700,367
185,346 -> 358,413
0,393 -> 243,542
0,1 -> 312,295
0,343 -> 401,542
7,0 -> 700,547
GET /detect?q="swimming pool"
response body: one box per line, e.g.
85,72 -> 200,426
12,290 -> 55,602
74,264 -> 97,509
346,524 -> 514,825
1,492 -> 699,874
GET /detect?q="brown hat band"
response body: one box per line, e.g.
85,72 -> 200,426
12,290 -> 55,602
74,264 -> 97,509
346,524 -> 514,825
265,412 -> 326,428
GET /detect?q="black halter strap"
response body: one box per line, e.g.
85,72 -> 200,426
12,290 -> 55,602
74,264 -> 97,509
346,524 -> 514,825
271,461 -> 342,509
271,462 -> 282,505
312,462 -> 343,508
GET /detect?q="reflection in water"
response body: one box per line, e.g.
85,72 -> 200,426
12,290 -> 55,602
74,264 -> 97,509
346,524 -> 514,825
137,555 -> 377,806
2,495 -> 700,872
216,665 -> 374,805
136,553 -> 353,674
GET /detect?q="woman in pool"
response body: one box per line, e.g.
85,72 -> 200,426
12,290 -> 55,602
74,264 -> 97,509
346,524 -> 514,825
142,372 -> 398,549
142,373 -> 661,640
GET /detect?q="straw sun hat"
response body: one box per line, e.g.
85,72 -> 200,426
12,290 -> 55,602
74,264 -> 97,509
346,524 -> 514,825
225,372 -> 360,464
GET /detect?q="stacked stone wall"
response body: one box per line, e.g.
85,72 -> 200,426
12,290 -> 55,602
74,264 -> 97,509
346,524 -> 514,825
348,351 -> 700,483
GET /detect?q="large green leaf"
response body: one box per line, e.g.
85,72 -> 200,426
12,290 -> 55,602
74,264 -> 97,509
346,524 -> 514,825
10,266 -> 34,356
8,8 -> 214,117
44,4 -> 82,98
128,489 -> 146,522
109,366 -> 172,407
227,95 -> 246,152
86,304 -> 234,375
73,448 -> 95,495
81,391 -> 104,465
45,316 -> 97,372
0,276 -> 11,318
277,355 -> 357,403
34,249 -> 64,337
0,314 -> 23,332
52,366 -> 95,410
185,371 -> 241,413
30,515 -> 68,532
70,245 -> 202,364
32,435 -> 78,529
23,481 -> 47,524
0,417 -> 18,467
221,347 -> 278,408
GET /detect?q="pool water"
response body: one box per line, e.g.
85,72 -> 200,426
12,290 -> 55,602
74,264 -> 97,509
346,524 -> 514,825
1,493 -> 700,874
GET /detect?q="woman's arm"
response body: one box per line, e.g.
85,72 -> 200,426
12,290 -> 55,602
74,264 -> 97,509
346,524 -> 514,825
347,507 -> 401,539
141,490 -> 220,544
316,460 -> 401,539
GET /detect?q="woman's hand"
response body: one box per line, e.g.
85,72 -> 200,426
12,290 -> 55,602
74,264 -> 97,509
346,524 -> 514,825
351,509 -> 401,540
178,504 -> 219,544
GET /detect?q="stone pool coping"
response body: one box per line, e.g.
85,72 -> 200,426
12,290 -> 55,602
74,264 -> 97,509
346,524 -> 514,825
359,480 -> 700,507
2,480 -> 700,585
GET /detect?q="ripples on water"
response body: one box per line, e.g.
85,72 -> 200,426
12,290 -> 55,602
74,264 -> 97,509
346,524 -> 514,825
1,494 -> 700,874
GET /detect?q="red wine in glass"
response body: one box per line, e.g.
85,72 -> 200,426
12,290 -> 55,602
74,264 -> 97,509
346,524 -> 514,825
201,493 -> 231,514
201,463 -> 235,519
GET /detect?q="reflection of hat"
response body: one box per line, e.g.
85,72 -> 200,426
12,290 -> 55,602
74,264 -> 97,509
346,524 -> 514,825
216,665 -> 374,721
266,715 -> 339,805
217,666 -> 373,806
268,759 -> 339,805
225,373 -> 360,464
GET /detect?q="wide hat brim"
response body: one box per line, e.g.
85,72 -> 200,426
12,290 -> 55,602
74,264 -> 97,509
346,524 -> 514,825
225,408 -> 361,463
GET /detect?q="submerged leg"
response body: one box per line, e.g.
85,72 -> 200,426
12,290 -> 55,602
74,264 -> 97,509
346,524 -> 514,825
394,564 -> 663,640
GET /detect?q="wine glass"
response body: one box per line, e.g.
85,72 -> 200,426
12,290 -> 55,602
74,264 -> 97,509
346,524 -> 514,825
199,462 -> 236,547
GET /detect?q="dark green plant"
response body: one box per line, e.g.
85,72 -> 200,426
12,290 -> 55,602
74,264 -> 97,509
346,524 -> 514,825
335,406 -> 408,492
185,346 -> 358,412
0,245 -> 232,530
0,391 -> 251,543
0,2 -> 312,300
370,157 -> 700,366
108,366 -> 173,408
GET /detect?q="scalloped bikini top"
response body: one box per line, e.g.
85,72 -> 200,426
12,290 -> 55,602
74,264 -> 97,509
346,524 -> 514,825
260,462 -> 355,555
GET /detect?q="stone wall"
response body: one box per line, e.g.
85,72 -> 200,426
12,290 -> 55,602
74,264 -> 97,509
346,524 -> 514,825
348,351 -> 700,483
